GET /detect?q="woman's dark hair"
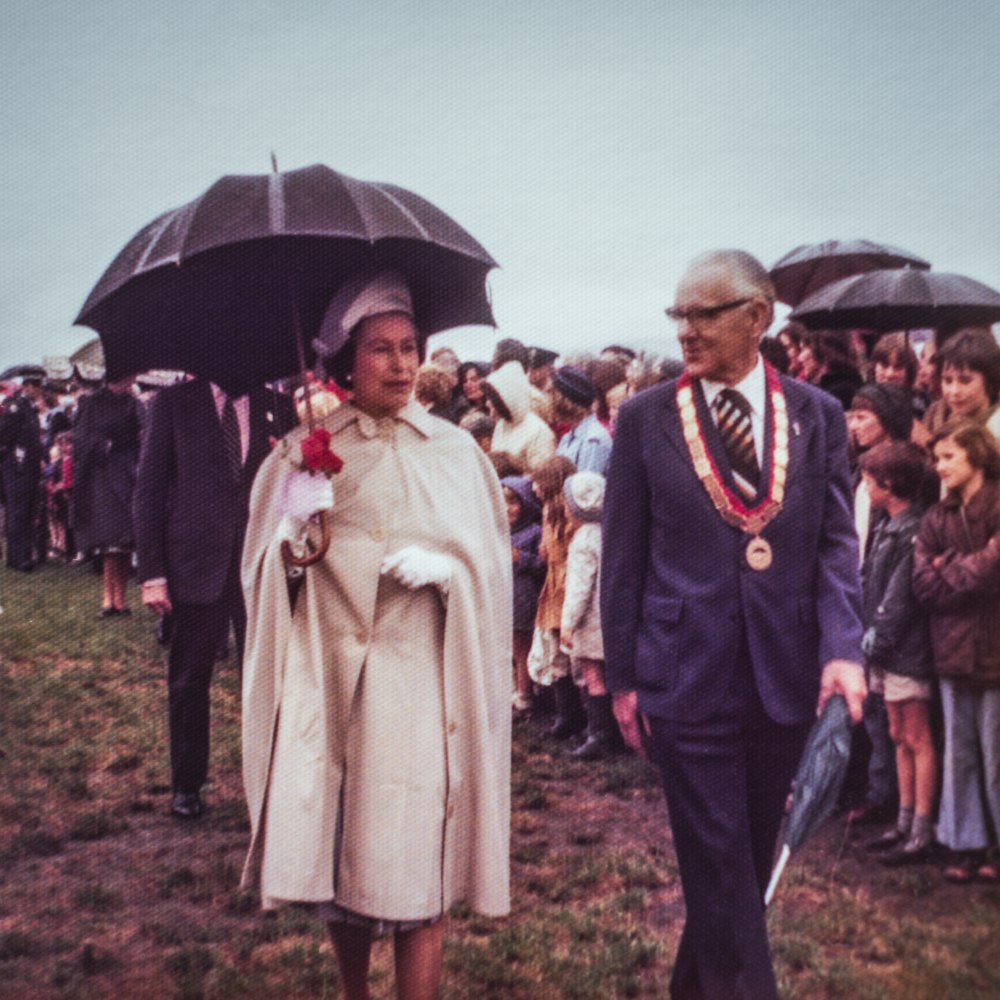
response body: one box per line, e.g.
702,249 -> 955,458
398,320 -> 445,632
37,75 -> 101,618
456,360 -> 490,396
322,315 -> 426,389
804,329 -> 860,374
934,329 -> 1000,405
871,332 -> 918,387
930,419 -> 1000,480
776,320 -> 807,351
858,440 -> 932,502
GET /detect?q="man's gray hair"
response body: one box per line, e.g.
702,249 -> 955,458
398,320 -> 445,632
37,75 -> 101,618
691,249 -> 776,305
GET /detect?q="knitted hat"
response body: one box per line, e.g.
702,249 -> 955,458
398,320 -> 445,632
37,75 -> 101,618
552,366 -> 596,408
563,471 -> 605,522
850,382 -> 913,443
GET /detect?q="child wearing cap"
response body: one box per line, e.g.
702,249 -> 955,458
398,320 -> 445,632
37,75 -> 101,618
561,470 -> 622,759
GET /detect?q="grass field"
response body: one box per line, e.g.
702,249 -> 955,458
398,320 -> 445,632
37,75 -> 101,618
1,559 -> 999,998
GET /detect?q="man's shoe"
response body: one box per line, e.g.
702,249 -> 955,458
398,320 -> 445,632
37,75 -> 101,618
170,792 -> 203,819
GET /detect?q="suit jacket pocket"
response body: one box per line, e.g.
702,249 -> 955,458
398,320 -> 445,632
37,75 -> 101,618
636,595 -> 684,692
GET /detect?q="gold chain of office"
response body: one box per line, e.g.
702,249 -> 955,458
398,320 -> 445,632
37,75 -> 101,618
676,364 -> 789,570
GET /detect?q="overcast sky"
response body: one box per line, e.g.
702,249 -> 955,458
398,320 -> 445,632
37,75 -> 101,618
2,0 -> 998,374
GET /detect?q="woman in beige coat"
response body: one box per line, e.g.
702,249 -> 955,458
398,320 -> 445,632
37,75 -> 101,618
240,271 -> 512,1000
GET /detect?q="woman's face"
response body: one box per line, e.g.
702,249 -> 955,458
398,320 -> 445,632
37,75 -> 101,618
351,313 -> 419,419
846,408 -> 887,451
874,356 -> 909,387
934,435 -> 980,498
940,363 -> 990,419
915,341 -> 937,392
796,344 -> 821,382
462,366 -> 483,402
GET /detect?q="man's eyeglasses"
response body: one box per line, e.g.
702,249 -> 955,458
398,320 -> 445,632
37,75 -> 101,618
664,298 -> 751,326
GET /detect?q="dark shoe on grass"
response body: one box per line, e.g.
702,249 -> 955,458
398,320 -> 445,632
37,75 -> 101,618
865,828 -> 905,852
170,792 -> 203,819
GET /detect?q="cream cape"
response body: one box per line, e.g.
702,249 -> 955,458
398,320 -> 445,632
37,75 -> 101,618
240,399 -> 512,917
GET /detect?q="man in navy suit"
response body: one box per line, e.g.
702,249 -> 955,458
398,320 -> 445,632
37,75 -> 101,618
134,378 -> 296,819
602,250 -> 866,1000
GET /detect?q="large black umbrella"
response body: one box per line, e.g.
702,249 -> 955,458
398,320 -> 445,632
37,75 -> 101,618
764,694 -> 852,906
770,239 -> 930,307
75,163 -> 498,395
790,268 -> 1000,334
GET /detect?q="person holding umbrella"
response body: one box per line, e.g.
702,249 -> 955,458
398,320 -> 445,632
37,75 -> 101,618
239,270 -> 511,1000
602,249 -> 866,1000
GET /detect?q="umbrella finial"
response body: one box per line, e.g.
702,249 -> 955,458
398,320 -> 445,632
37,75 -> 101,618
270,151 -> 279,173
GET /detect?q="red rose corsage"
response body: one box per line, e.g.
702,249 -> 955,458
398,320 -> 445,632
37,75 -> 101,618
298,426 -> 344,477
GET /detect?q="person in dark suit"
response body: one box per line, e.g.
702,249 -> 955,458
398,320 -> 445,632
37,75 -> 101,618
601,249 -> 867,1000
134,378 -> 296,819
0,376 -> 45,571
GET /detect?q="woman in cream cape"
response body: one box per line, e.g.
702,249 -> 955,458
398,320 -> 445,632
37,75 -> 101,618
240,271 -> 512,1000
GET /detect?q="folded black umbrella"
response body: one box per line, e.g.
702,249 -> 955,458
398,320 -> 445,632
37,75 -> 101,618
765,694 -> 852,906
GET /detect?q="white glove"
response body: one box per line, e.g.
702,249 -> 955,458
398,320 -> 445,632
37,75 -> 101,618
380,545 -> 452,595
276,470 -> 334,543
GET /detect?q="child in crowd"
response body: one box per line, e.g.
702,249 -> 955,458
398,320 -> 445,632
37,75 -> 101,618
857,441 -> 938,865
45,429 -> 74,560
561,471 -> 621,759
528,455 -> 585,738
502,476 -> 545,712
913,421 -> 1000,883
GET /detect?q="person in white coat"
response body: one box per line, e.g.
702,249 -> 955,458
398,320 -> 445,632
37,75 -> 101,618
481,361 -> 556,473
240,270 -> 512,1000
560,470 -> 621,759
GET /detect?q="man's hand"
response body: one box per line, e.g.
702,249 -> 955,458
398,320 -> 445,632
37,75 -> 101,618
818,659 -> 867,724
142,580 -> 172,617
612,690 -> 650,759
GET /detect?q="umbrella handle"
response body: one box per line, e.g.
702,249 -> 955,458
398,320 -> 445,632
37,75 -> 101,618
280,509 -> 332,568
764,844 -> 791,908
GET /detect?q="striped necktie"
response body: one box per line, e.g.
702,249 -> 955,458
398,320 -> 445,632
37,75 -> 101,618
712,388 -> 759,500
221,395 -> 242,482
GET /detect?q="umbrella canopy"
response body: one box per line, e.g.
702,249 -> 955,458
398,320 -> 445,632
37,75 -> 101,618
790,269 -> 1000,334
770,239 -> 930,307
75,164 -> 498,395
764,694 -> 852,905
0,363 -> 47,382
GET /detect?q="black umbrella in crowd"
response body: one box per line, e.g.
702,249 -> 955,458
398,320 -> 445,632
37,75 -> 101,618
0,363 -> 46,382
764,694 -> 852,906
769,239 -> 931,307
75,163 -> 498,396
789,268 -> 1000,333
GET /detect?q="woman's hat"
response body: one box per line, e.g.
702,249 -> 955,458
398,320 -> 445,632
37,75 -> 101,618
563,471 -> 605,522
312,269 -> 414,359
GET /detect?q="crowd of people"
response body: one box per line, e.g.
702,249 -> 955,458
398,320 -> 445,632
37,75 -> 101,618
2,253 -> 1000,998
